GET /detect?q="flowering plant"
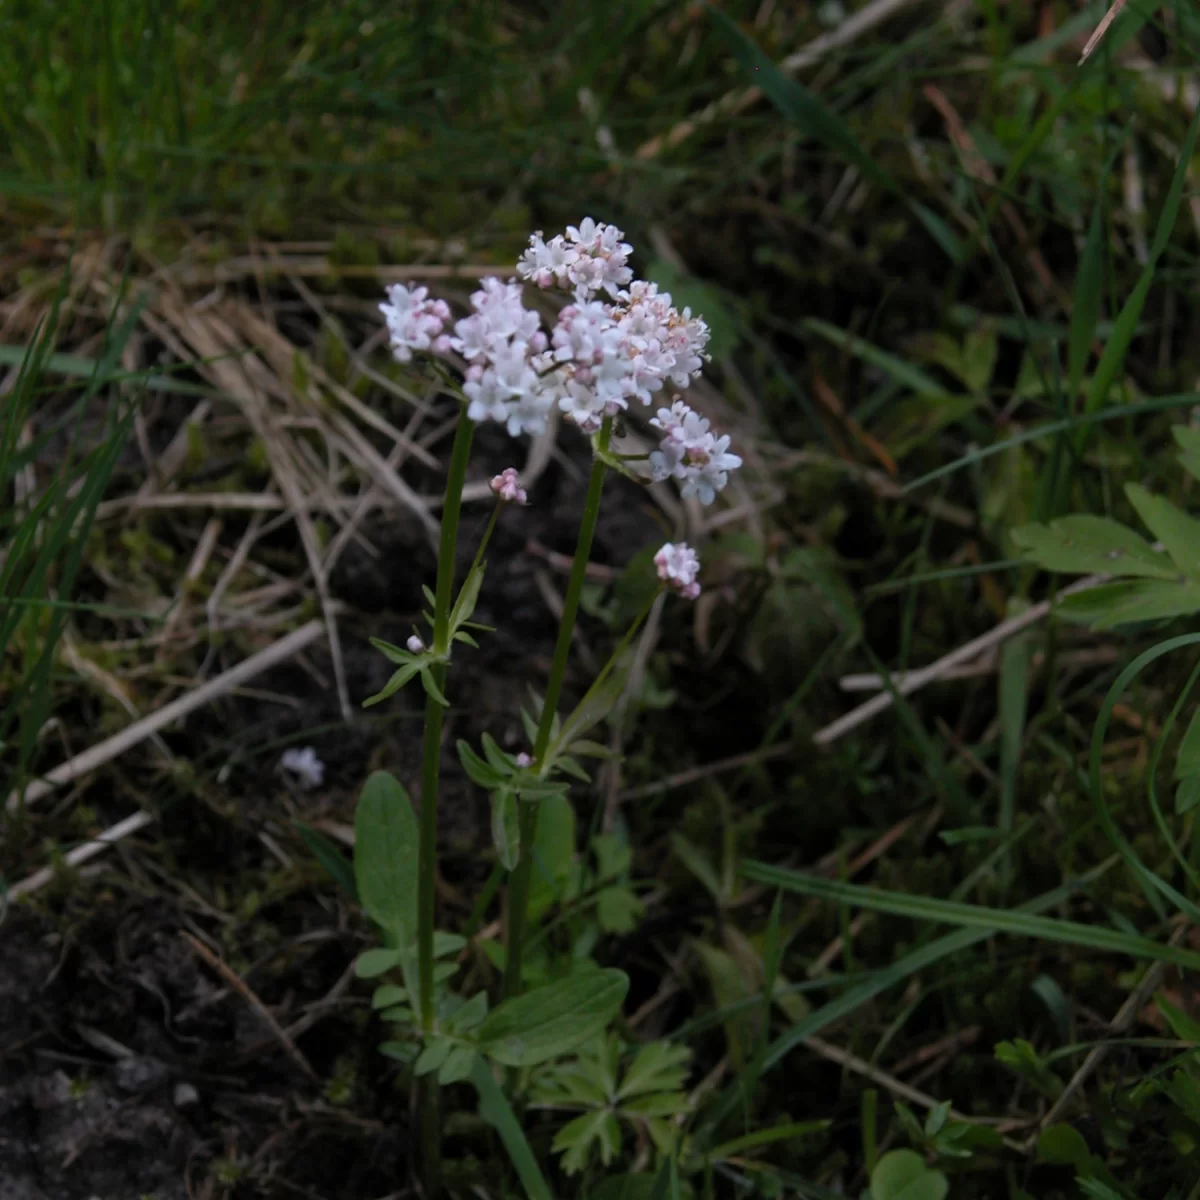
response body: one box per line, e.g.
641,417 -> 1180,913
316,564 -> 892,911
344,220 -> 740,1193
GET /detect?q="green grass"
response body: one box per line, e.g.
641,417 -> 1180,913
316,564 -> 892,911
7,0 -> 1200,1196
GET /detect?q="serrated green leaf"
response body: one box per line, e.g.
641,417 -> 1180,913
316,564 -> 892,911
362,661 -> 421,707
1126,483 -> 1200,579
618,1041 -> 692,1100
355,947 -> 403,978
1011,515 -> 1175,579
492,789 -> 520,871
477,969 -> 629,1067
1057,578 -> 1200,629
354,772 -> 419,944
553,1109 -> 622,1175
621,1092 -> 690,1117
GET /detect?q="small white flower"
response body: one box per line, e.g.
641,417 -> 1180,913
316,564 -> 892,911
515,752 -> 533,768
654,542 -> 701,600
489,468 -> 528,505
279,746 -> 325,789
406,634 -> 425,654
380,284 -> 451,363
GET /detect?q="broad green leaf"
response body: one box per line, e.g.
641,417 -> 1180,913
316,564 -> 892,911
355,947 -> 403,978
1010,515 -> 1175,579
1173,425 -> 1200,482
354,771 -> 419,944
471,1057 -> 553,1200
379,1041 -> 418,1064
1036,1124 -> 1092,1168
597,886 -> 643,934
371,985 -> 408,1009
528,793 -> 577,921
476,969 -> 629,1067
869,1149 -> 948,1200
294,820 -> 358,901
1126,483 -> 1200,579
1177,776 -> 1200,815
1155,993 -> 1200,1044
492,789 -> 520,871
1175,708 -> 1200,779
1056,579 -> 1200,629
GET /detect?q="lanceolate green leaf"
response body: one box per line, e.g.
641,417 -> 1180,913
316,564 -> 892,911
477,969 -> 629,1067
739,862 -> 1200,971
471,1057 -> 553,1200
1081,100 -> 1200,427
354,771 -> 419,945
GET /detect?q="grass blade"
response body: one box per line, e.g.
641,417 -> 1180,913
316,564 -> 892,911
739,862 -> 1200,970
471,1056 -> 553,1200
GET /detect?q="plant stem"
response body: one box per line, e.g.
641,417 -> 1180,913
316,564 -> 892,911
414,408 -> 474,1199
503,417 -> 612,999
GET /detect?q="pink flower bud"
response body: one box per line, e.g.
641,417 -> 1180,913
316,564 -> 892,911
489,467 -> 528,505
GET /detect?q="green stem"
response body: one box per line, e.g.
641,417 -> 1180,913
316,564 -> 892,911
414,409 -> 473,1200
503,417 -> 612,999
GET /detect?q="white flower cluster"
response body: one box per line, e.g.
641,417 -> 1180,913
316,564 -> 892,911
380,284 -> 452,363
279,746 -> 325,789
654,542 -> 701,600
378,219 -> 741,506
648,400 -> 743,505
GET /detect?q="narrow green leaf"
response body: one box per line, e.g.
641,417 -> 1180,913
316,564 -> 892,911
354,771 -> 419,944
1174,708 -> 1200,779
739,861 -> 1200,971
362,661 -> 421,707
471,1057 -> 554,1200
419,666 -> 450,707
1082,101 -> 1200,424
492,789 -> 520,871
477,969 -> 629,1067
294,820 -> 358,901
1068,200 -> 1105,401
